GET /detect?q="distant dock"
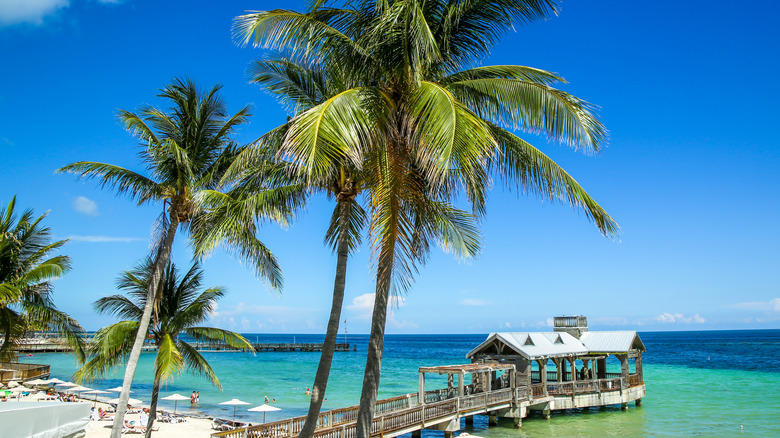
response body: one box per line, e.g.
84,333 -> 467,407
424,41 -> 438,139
14,341 -> 355,353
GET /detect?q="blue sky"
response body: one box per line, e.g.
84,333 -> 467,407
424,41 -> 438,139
1,0 -> 778,334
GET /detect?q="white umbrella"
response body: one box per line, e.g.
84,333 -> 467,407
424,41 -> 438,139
25,378 -> 48,386
45,378 -> 66,385
219,399 -> 250,423
56,382 -> 76,388
67,385 -> 91,399
107,397 -> 142,406
107,386 -> 133,393
83,389 -> 109,406
248,404 -> 281,423
161,393 -> 189,414
8,386 -> 31,401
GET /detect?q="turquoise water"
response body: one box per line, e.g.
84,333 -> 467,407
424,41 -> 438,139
20,331 -> 780,437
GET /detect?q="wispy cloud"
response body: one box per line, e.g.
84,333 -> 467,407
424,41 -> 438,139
0,0 -> 69,26
72,196 -> 99,216
730,298 -> 780,312
1,137 -> 12,146
66,235 -> 145,243
654,313 -> 706,324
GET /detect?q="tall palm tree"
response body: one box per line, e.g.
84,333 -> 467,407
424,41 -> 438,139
235,2 -> 619,436
0,196 -> 84,361
58,78 -> 301,437
237,57 -> 369,436
74,259 -> 252,438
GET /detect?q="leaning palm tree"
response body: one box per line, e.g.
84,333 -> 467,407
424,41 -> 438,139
235,1 -> 619,435
237,57 -> 369,436
74,259 -> 252,438
59,78 -> 301,438
0,196 -> 84,361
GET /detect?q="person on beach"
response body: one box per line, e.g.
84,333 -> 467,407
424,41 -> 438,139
191,391 -> 196,404
196,391 -> 200,403
305,387 -> 311,396
265,395 -> 269,404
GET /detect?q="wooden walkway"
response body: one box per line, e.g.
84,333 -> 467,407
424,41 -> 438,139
211,375 -> 645,438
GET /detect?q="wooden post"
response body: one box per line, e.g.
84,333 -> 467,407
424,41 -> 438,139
419,371 -> 425,404
458,371 -> 465,397
448,373 -> 454,398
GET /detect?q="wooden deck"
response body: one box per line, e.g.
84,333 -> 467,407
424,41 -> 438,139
211,375 -> 645,438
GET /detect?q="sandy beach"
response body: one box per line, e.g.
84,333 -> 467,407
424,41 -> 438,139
15,396 -> 217,438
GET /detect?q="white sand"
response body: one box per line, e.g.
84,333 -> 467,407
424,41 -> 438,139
17,395 -> 217,438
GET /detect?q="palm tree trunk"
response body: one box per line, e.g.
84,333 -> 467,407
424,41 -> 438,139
355,247 -> 393,438
300,199 -> 352,437
110,217 -> 179,438
144,369 -> 162,438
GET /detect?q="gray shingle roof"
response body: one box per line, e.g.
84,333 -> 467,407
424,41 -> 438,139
467,330 -> 643,360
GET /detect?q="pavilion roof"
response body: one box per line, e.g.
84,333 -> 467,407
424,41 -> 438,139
466,330 -> 644,360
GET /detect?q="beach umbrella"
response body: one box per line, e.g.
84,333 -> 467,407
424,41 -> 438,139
161,393 -> 189,414
248,404 -> 281,423
219,398 -> 250,423
83,389 -> 109,406
107,397 -> 142,406
67,385 -> 91,399
107,386 -> 133,393
25,378 -> 48,386
46,378 -> 65,385
8,386 -> 31,401
56,382 -> 76,388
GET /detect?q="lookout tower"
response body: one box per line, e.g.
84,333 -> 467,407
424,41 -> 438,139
553,315 -> 588,339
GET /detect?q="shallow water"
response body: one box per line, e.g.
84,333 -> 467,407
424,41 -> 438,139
20,330 -> 780,437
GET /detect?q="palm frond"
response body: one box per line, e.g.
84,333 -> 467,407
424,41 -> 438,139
489,124 -> 619,236
56,162 -> 162,205
154,334 -> 184,383
446,78 -> 607,152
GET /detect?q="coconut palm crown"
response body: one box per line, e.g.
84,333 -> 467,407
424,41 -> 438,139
0,196 -> 85,361
75,259 -> 252,437
235,1 -> 619,435
59,78 -> 303,437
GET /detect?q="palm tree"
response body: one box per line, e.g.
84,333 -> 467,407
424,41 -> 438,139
0,196 -> 84,361
58,78 -> 301,437
237,57 -> 369,436
74,259 -> 252,438
235,2 -> 619,436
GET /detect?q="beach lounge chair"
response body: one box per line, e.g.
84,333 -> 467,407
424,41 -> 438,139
211,419 -> 234,431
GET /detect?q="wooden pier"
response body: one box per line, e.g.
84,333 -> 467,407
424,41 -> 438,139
211,316 -> 646,438
14,341 -> 354,354
210,362 -> 645,438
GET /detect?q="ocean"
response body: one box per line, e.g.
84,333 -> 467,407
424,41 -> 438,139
19,330 -> 780,437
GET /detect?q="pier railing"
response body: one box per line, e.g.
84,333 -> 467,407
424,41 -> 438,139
212,376 -> 638,438
0,362 -> 50,384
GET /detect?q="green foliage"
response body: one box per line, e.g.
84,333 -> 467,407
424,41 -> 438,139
0,197 -> 84,361
58,78 -> 302,289
75,259 -> 252,389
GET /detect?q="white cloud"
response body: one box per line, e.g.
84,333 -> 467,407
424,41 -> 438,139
347,293 -> 414,329
66,235 -> 144,243
731,298 -> 780,312
461,298 -> 492,306
0,0 -> 69,26
655,313 -> 706,324
347,293 -> 406,313
72,196 -> 99,216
